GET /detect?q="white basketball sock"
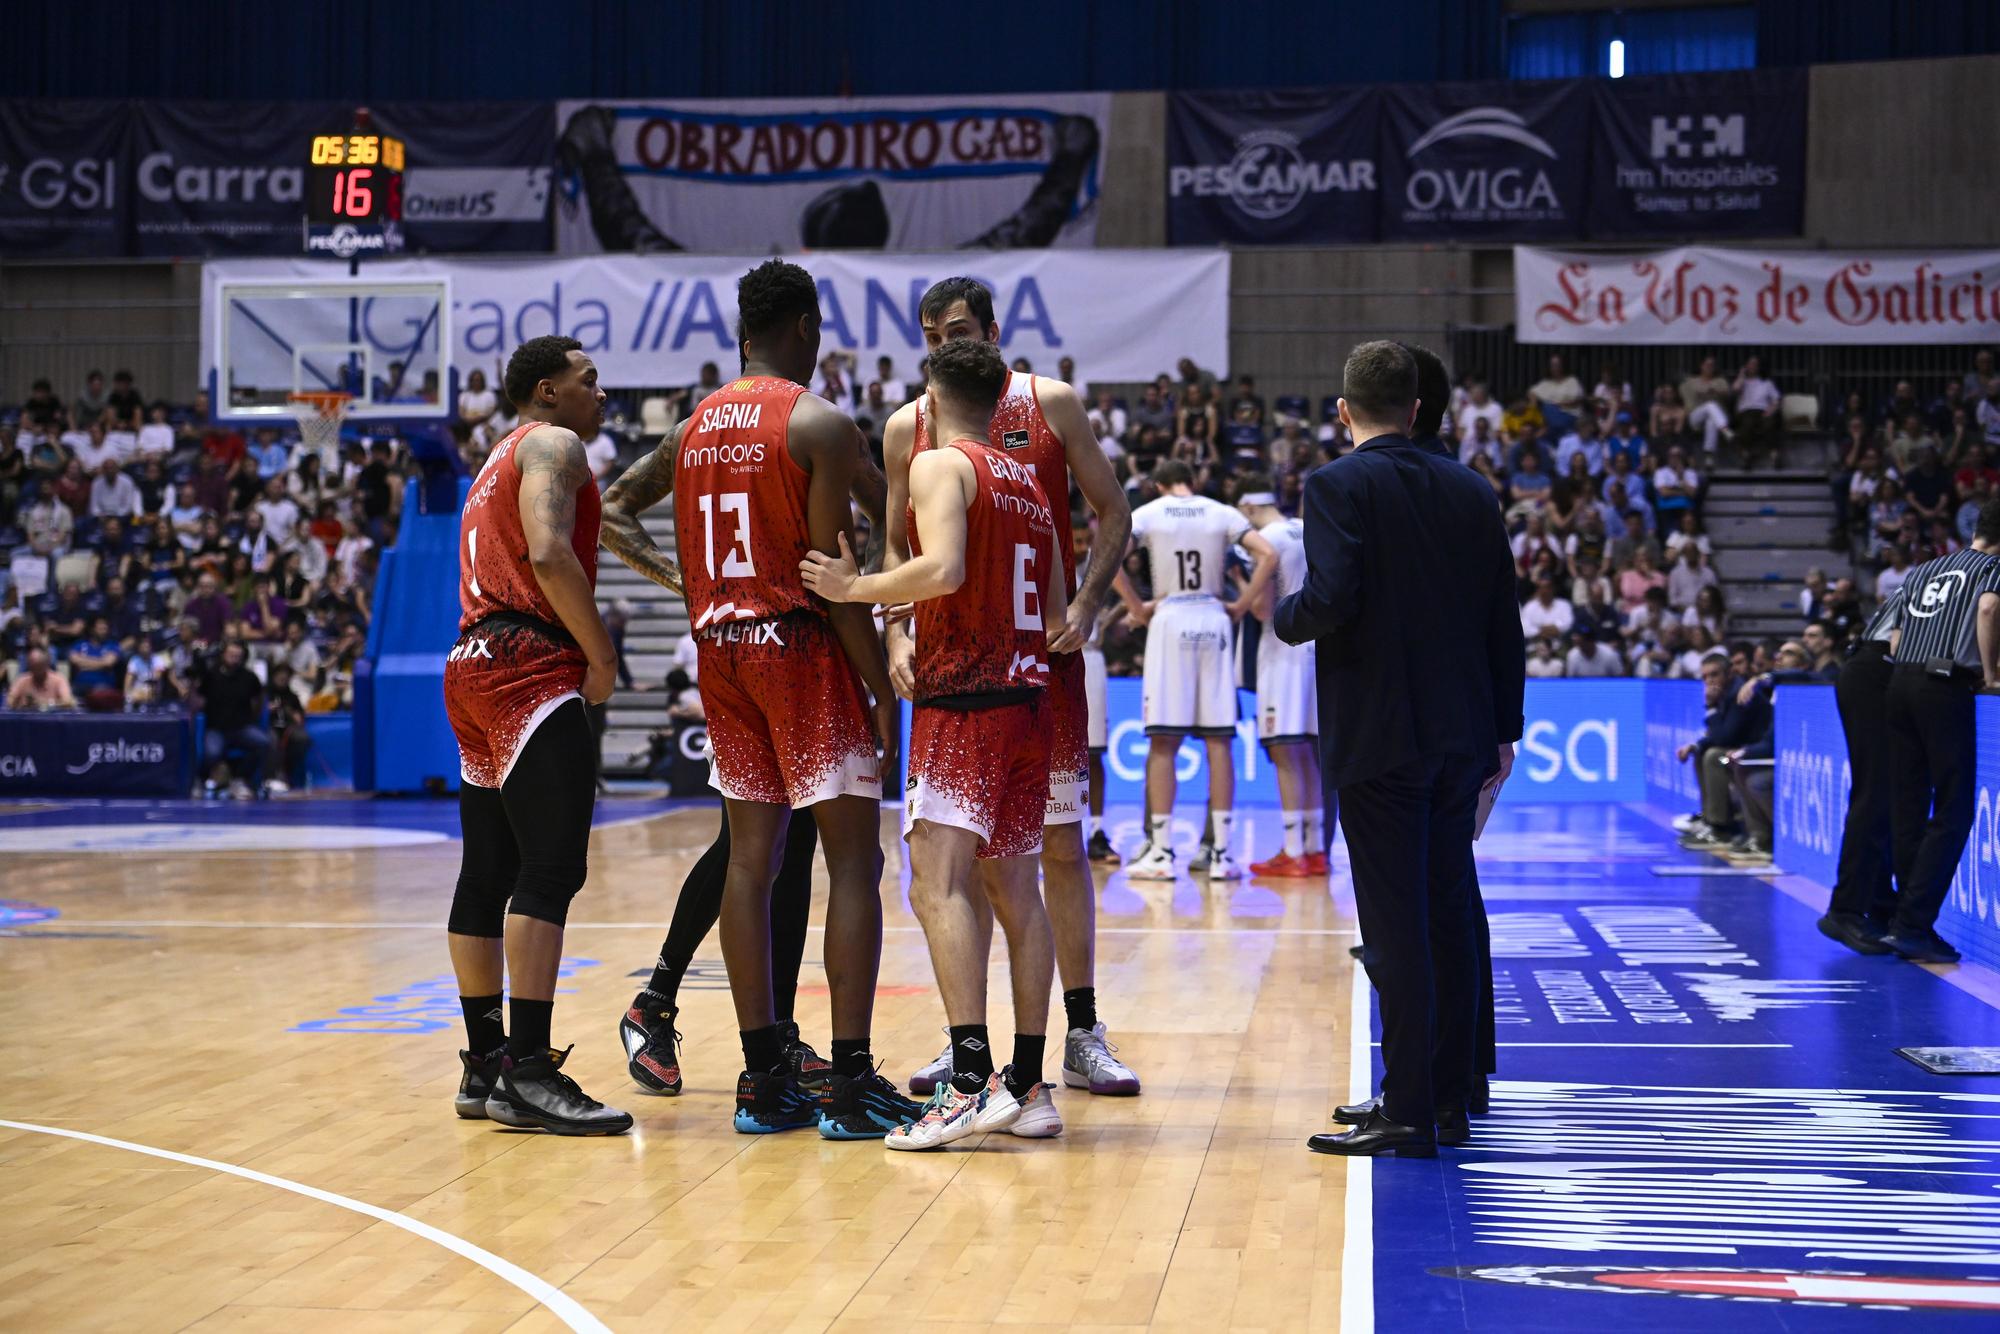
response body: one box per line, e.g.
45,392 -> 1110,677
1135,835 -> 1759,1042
1281,810 -> 1304,857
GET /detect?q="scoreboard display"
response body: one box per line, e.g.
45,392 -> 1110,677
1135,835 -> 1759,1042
306,132 -> 405,225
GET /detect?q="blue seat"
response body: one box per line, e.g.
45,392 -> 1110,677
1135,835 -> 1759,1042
1275,394 -> 1310,421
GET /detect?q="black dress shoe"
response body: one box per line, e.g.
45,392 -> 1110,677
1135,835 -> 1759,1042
486,1045 -> 635,1136
1435,1106 -> 1471,1146
1817,912 -> 1891,956
1470,1077 -> 1490,1116
1308,1107 -> 1437,1157
1333,1095 -> 1381,1125
1880,929 -> 1962,964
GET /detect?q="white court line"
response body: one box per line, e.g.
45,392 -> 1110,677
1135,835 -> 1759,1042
0,1118 -> 610,1333
1366,1041 -> 1794,1050
24,920 -> 1362,937
1339,952 -> 1373,1334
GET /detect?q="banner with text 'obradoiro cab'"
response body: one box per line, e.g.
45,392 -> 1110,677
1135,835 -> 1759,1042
1516,246 -> 2000,345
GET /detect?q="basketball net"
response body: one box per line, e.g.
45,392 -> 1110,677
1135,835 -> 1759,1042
289,390 -> 354,465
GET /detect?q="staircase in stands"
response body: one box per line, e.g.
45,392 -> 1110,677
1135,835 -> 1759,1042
1705,436 -> 1852,643
596,514 -> 688,780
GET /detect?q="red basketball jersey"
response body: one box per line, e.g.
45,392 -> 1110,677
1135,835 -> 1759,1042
910,439 -> 1057,701
674,376 -> 818,630
458,422 -> 602,633
916,370 -> 1077,598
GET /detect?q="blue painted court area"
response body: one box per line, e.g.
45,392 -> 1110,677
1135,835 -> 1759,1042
1369,801 -> 2000,1330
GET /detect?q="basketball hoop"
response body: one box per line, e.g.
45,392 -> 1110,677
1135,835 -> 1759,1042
289,390 -> 354,462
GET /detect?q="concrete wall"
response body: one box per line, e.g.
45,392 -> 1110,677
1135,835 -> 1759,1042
0,262 -> 200,407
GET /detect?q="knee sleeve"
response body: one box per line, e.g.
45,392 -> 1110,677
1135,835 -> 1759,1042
448,876 -> 510,937
451,784 -> 515,938
508,856 -> 588,927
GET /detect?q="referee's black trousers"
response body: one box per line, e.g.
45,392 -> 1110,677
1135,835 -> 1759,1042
1883,669 -> 1977,935
1830,647 -> 1896,922
1340,752 -> 1484,1127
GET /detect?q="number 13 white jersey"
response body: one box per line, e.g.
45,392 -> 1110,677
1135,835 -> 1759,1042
1131,492 -> 1251,602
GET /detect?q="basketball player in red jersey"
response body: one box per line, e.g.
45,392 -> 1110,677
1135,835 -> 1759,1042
880,278 -> 1142,1098
444,335 -> 631,1136
804,338 -> 1067,1149
673,260 -> 916,1137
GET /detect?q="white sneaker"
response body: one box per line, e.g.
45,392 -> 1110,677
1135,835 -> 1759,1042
1006,1081 -> 1063,1137
1205,850 -> 1244,880
908,1033 -> 953,1095
265,779 -> 290,795
1063,1023 -> 1141,1095
1126,844 -> 1176,881
1671,813 -> 1702,833
971,1070 -> 1025,1133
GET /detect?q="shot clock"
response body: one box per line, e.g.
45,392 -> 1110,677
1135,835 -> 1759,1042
303,116 -> 406,259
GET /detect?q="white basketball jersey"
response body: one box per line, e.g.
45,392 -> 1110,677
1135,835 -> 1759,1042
1131,492 -> 1250,601
1258,517 -> 1307,610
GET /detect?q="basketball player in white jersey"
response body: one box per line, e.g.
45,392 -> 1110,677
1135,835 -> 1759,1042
1115,460 -> 1276,880
1073,517 -> 1125,863
1234,475 -> 1327,878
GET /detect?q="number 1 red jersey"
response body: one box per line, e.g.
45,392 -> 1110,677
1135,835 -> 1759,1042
910,439 -> 1057,702
915,370 -> 1076,598
458,422 -> 601,633
675,376 -> 817,630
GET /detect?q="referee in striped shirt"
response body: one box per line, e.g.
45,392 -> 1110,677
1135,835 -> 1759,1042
1879,499 -> 2000,963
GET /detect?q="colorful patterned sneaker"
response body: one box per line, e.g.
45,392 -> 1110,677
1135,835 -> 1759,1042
908,1033 -> 954,1095
971,1070 -> 1026,1133
1063,1023 -> 1141,1096
884,1080 -> 986,1151
819,1068 -> 924,1140
732,1068 -> 821,1134
1004,1080 -> 1064,1138
455,1047 -> 505,1120
1125,843 -> 1176,881
778,1020 -> 834,1095
618,993 -> 683,1096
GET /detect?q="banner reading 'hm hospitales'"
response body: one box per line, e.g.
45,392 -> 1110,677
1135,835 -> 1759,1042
555,95 -> 1109,254
1517,246 -> 2000,344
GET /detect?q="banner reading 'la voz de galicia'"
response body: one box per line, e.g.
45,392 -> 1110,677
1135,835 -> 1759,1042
1516,246 -> 2000,345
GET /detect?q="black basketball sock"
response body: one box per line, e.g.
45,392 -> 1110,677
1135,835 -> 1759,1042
830,1038 -> 872,1079
460,993 -> 504,1055
643,956 -> 687,1006
741,1024 -> 785,1074
635,986 -> 675,1019
1007,1035 -> 1046,1099
507,998 -> 553,1061
949,1023 -> 993,1094
1062,986 -> 1097,1034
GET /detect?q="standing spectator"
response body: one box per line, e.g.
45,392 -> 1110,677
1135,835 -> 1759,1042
104,371 -> 144,431
88,457 -> 142,519
356,441 -> 400,542
74,370 -> 108,426
0,427 -> 24,522
5,647 -> 76,711
1680,356 -> 1734,458
197,640 -> 268,797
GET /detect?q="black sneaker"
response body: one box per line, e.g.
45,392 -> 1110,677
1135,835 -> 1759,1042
1880,928 -> 1962,964
1086,829 -> 1121,864
733,1068 -> 821,1134
818,1068 -> 923,1140
619,993 -> 683,1095
455,1047 -> 504,1120
485,1046 -> 634,1136
1817,912 -> 1891,956
778,1019 -> 833,1094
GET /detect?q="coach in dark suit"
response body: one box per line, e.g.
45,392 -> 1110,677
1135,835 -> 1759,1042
1276,341 -> 1526,1157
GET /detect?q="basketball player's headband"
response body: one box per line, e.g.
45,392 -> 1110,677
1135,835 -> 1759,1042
1239,491 -> 1277,507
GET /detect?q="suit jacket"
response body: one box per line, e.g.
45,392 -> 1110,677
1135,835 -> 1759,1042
1276,433 -> 1526,789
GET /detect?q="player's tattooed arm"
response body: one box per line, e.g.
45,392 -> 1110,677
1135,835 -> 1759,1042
599,421 -> 687,595
515,424 -> 617,678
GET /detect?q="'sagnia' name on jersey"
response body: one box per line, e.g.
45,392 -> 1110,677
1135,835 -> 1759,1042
697,402 -> 763,434
682,441 -> 767,468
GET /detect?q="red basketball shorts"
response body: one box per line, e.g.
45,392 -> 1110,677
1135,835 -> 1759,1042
904,692 -> 1053,859
443,621 -> 587,790
696,611 -> 880,808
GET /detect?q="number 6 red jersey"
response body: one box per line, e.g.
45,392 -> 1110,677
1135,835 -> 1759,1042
674,376 -> 817,630
458,422 -> 602,633
909,438 -> 1057,702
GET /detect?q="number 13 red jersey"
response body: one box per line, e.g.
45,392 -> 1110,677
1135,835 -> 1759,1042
458,422 -> 602,633
909,439 -> 1057,702
674,376 -> 817,630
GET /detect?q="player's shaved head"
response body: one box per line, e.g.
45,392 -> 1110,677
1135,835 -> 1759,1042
926,338 -> 1008,419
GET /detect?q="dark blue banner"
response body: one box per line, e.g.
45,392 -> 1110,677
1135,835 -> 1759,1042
0,711 -> 191,796
0,100 -> 127,257
1587,68 -> 1807,239
1380,79 -> 1592,241
371,102 -> 553,254
1165,87 -> 1379,245
129,100 -> 347,257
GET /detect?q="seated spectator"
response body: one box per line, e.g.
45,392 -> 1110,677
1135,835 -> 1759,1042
1876,543 -> 1915,600
1677,624 -> 1716,678
88,457 -> 142,519
264,663 -> 313,792
1961,473 -> 1995,544
1683,584 -> 1730,640
1649,384 -> 1687,442
1565,625 -> 1625,677
1131,383 -> 1175,438
1606,454 -> 1650,515
1564,504 -> 1610,576
73,370 -> 108,427
1511,512 -> 1562,577
1459,415 -> 1504,470
105,371 -> 144,432
123,630 -> 180,709
67,615 -> 124,711
1944,407 -> 1982,471
136,404 -> 175,460
1554,416 -> 1607,477
1868,478 -> 1909,560
1608,508 -> 1661,571
240,573 -> 290,648
1501,394 -> 1544,442
1680,356 -> 1734,458
1467,451 -> 1507,503
1667,544 -> 1720,609
1979,380 -> 2000,446
1520,576 -> 1574,647
250,427 -> 290,483
1618,546 -> 1668,610
1652,445 -> 1700,526
333,517 -> 375,584
1605,412 -> 1647,472
6,646 -> 76,711
1508,446 -> 1553,511
1890,414 -> 1941,475
1088,389 -> 1128,445
183,572 -> 233,648
1674,652 -> 1770,847
1525,638 -> 1566,678
1454,378 -> 1502,443
98,574 -> 143,642
72,422 -> 118,472
1625,592 -> 1678,676
53,458 -> 91,518
1529,353 -> 1585,417
1570,555 -> 1615,619
197,640 -> 268,796
1903,446 -> 1954,528
1663,511 -> 1712,563
1591,363 -> 1633,427
289,452 -> 329,513
25,489 -> 75,555
253,476 -> 302,545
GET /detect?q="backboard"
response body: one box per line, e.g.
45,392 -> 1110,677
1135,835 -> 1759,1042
209,277 -> 454,425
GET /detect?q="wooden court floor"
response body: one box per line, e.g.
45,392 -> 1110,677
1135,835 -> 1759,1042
0,803 -> 1364,1332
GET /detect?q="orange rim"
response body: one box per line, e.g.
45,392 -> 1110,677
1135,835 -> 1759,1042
287,391 -> 355,419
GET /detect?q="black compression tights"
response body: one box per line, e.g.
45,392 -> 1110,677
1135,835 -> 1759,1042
647,806 -> 817,1019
